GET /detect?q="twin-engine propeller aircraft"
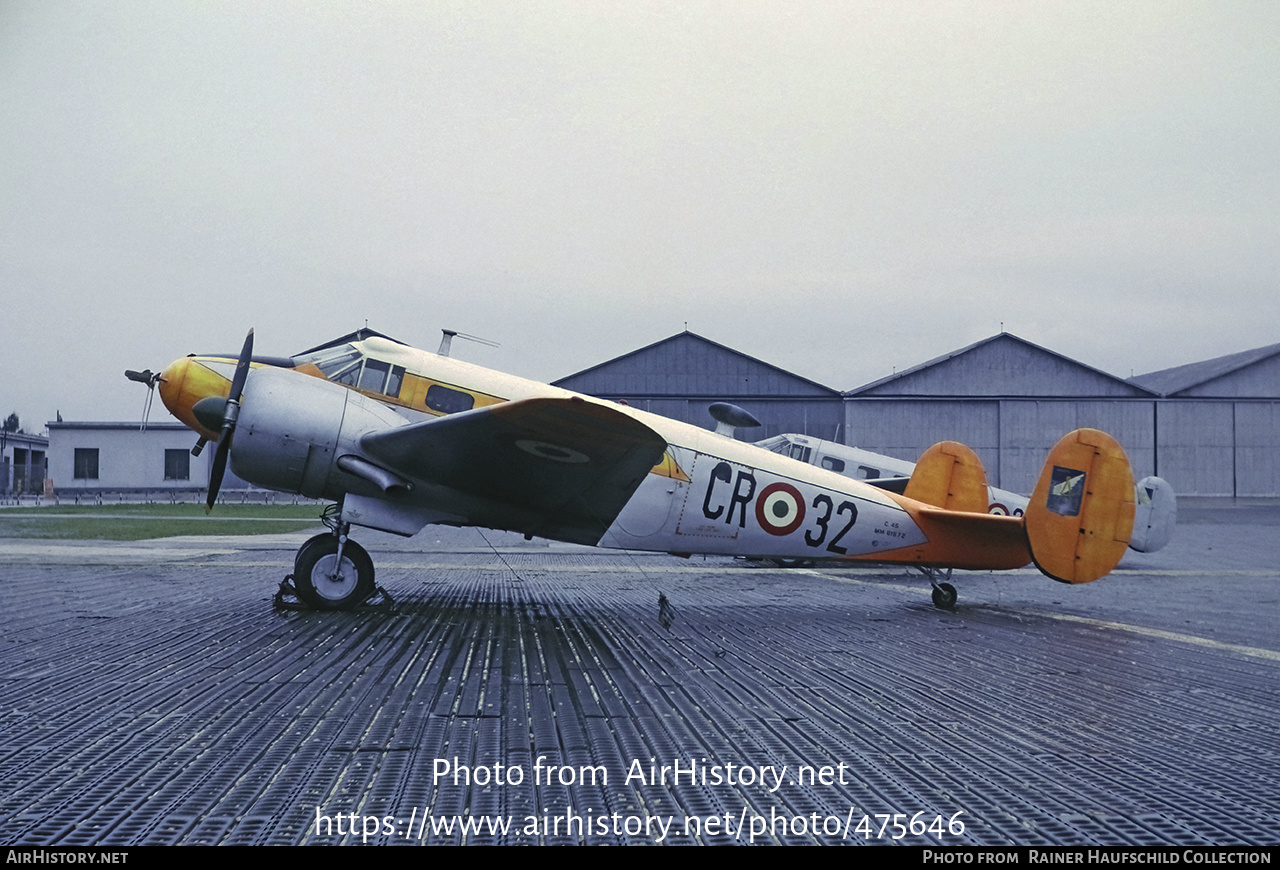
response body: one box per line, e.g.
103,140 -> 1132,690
140,328 -> 1141,612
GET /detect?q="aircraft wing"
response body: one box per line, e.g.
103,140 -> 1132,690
359,397 -> 668,544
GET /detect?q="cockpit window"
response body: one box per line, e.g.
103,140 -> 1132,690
385,366 -> 404,398
332,363 -> 363,386
358,359 -> 407,398
306,345 -> 363,382
299,345 -> 405,399
360,359 -> 391,393
756,436 -> 790,455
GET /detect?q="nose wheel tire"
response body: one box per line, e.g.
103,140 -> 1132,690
293,533 -> 375,610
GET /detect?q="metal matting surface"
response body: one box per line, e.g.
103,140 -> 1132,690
1,505 -> 1278,845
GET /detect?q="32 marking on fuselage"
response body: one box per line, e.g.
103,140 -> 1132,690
701,458 -> 869,553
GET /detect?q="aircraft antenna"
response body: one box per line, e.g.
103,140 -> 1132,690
437,330 -> 456,356
438,329 -> 500,358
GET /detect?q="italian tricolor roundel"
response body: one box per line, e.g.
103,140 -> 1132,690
755,482 -> 806,536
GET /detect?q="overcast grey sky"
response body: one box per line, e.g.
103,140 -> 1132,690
3,1 -> 1278,432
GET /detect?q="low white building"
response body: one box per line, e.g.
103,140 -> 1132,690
46,422 -> 212,494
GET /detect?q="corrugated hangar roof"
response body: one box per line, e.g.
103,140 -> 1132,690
1129,341 -> 1280,398
846,332 -> 1157,398
553,330 -> 840,398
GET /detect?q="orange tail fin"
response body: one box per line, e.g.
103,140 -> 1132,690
1024,429 -> 1135,583
903,441 -> 990,513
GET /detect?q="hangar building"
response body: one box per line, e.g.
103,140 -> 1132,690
842,333 -> 1161,495
564,331 -> 1280,498
1131,342 -> 1280,497
553,331 -> 844,442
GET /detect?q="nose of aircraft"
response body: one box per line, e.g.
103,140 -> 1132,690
158,356 -> 232,440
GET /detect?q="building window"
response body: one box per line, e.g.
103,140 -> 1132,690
74,448 -> 99,480
164,449 -> 190,481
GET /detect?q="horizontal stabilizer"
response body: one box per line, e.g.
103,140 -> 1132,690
1025,429 -> 1135,584
903,441 -> 989,513
856,505 -> 1030,571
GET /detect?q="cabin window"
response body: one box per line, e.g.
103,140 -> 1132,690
74,448 -> 99,480
820,456 -> 846,473
425,384 -> 475,414
856,465 -> 881,480
788,444 -> 811,463
164,449 -> 190,481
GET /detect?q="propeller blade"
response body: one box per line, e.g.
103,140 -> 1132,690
228,329 -> 254,403
207,434 -> 231,513
206,328 -> 255,513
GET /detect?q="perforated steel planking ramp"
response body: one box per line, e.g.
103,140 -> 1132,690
0,506 -> 1278,846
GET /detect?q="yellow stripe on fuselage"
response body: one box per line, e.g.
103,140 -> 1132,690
292,362 -> 506,418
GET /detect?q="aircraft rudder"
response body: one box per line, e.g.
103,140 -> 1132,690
1024,428 -> 1135,584
903,441 -> 989,513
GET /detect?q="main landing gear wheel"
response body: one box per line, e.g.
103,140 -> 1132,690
293,533 -> 375,611
931,582 -> 957,611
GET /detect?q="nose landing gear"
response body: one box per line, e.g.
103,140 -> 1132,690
275,506 -> 390,610
291,532 -> 376,610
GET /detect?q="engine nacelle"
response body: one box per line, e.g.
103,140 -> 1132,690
231,367 -> 408,500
